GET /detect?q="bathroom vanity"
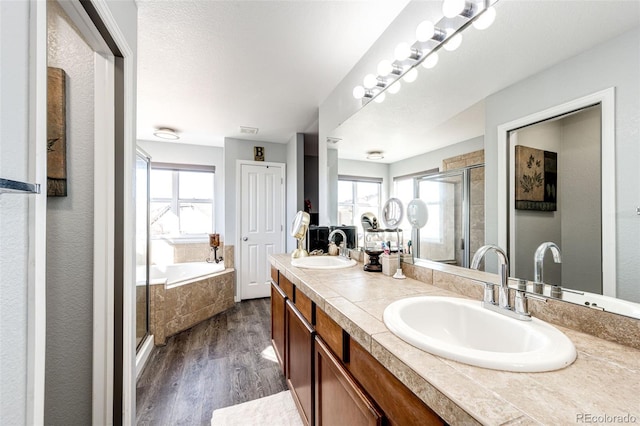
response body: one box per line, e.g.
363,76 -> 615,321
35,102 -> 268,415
269,253 -> 640,425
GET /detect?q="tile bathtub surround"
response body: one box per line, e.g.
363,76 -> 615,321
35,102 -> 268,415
270,253 -> 640,425
149,269 -> 235,345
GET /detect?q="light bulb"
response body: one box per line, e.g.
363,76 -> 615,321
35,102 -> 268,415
363,74 -> 378,89
443,0 -> 466,18
374,92 -> 386,103
444,32 -> 462,51
387,80 -> 401,94
422,52 -> 439,69
403,67 -> 418,83
377,60 -> 393,76
473,6 -> 496,30
353,86 -> 365,99
416,21 -> 435,42
394,42 -> 412,61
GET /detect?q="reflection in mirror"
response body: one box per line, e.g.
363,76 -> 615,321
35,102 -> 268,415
509,105 -> 602,296
325,1 -> 640,316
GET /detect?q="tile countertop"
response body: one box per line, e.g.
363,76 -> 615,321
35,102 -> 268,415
270,254 -> 640,425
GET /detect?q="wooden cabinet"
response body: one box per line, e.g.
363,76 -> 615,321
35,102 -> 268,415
315,337 -> 383,426
272,266 -> 444,426
346,337 -> 444,426
286,300 -> 315,426
270,281 -> 287,371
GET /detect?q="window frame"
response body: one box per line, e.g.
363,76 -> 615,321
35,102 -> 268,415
150,163 -> 215,240
337,175 -> 383,246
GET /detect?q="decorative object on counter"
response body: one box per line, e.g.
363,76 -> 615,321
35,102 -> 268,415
381,197 -> 406,279
47,67 -> 68,196
406,199 -> 428,263
290,210 -> 310,259
515,145 -> 557,211
328,242 -> 339,256
206,233 -> 224,264
361,212 -> 383,272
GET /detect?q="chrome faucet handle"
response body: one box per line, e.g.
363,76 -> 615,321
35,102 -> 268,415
514,290 -> 531,318
483,283 -> 495,304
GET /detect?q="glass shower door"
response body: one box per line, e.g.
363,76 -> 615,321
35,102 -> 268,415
416,171 -> 466,266
135,149 -> 150,350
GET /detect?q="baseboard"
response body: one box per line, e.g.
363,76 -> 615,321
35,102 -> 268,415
136,334 -> 155,380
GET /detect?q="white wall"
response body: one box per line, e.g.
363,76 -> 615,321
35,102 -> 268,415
389,136 -> 483,178
137,140 -> 225,234
485,27 -> 639,302
45,3 -> 96,423
0,1 -> 31,423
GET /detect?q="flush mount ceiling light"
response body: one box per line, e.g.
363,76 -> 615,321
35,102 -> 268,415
366,151 -> 384,160
326,137 -> 342,145
153,127 -> 180,140
352,0 -> 498,105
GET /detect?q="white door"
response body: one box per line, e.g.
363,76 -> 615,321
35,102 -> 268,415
239,162 -> 285,299
0,1 -> 47,424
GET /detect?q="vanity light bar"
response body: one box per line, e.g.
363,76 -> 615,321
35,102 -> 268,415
353,0 -> 497,104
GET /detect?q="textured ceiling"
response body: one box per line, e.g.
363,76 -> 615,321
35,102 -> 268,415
136,0 -> 411,146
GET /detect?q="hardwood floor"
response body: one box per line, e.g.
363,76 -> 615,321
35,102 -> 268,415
136,298 -> 287,425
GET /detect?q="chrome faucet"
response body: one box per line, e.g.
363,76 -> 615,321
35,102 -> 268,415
328,229 -> 348,257
471,244 -> 531,321
534,242 -> 562,284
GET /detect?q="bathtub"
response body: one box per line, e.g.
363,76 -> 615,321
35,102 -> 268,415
150,261 -> 226,288
148,261 -> 235,345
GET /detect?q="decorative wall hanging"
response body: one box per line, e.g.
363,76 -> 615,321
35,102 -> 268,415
47,67 -> 68,196
515,145 -> 557,211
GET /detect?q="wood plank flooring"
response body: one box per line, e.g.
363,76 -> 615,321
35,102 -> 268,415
136,298 -> 287,425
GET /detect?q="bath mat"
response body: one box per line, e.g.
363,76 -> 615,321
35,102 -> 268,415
210,390 -> 303,426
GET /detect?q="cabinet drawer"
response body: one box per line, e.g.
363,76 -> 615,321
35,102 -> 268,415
280,274 -> 295,300
316,308 -> 344,361
315,337 -> 383,426
295,288 -> 313,324
347,338 -> 444,426
270,265 -> 279,284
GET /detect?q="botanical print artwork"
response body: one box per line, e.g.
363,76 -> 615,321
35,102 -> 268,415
47,67 -> 68,196
515,145 -> 557,211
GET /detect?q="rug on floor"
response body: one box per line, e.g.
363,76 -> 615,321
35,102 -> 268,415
210,390 -> 303,426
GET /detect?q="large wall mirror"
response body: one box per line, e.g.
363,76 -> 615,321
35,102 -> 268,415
326,0 -> 640,317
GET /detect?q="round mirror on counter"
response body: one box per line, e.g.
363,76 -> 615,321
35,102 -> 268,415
407,199 -> 429,229
290,211 -> 310,259
381,198 -> 404,230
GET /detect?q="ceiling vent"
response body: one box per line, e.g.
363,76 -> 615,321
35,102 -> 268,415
240,126 -> 259,135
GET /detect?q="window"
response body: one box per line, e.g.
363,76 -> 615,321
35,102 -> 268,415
150,163 -> 215,238
337,176 -> 382,245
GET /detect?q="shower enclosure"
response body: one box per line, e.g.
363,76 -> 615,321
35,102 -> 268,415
414,165 -> 484,268
136,149 -> 151,350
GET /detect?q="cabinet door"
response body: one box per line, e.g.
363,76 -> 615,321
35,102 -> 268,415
286,300 -> 315,426
271,281 -> 287,372
315,337 -> 383,426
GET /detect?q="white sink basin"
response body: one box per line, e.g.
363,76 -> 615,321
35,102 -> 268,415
383,296 -> 576,372
291,256 -> 357,270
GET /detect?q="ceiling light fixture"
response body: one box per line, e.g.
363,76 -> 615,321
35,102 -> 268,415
366,151 -> 384,160
153,127 -> 180,140
352,0 -> 498,105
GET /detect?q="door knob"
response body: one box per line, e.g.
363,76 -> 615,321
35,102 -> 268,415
242,237 -> 248,241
